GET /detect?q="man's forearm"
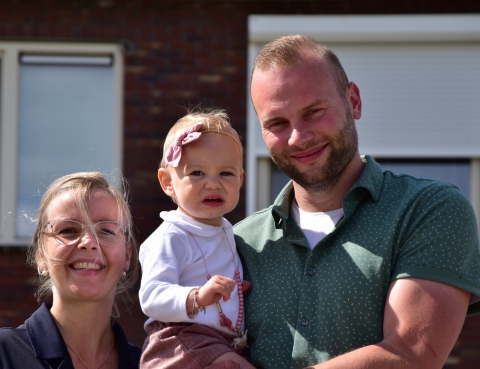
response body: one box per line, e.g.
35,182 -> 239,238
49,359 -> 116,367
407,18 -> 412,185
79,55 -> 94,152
305,341 -> 425,369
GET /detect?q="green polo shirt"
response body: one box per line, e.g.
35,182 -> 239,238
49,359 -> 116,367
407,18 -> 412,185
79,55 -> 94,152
234,155 -> 480,369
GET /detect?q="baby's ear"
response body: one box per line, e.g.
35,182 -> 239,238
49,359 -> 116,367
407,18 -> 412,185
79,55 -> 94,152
158,168 -> 175,198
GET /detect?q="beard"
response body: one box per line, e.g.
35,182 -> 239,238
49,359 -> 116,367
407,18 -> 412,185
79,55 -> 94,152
270,107 -> 358,193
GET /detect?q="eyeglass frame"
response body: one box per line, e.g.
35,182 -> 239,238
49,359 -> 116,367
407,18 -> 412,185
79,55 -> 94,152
43,219 -> 128,247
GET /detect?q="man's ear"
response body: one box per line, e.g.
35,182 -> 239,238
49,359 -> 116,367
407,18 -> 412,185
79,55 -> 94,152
158,168 -> 175,198
347,81 -> 362,120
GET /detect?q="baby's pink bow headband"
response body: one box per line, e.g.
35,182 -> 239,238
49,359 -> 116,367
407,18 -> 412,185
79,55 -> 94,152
164,122 -> 242,168
164,123 -> 203,168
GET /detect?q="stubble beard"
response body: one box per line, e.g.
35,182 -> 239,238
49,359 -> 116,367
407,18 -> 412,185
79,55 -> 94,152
270,107 -> 358,193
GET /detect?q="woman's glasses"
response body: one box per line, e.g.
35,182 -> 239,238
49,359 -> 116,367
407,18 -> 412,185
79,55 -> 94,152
44,220 -> 126,247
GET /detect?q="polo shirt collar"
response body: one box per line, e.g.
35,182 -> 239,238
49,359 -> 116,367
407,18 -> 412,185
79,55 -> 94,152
344,155 -> 384,203
25,303 -> 69,361
271,155 -> 384,222
271,179 -> 293,222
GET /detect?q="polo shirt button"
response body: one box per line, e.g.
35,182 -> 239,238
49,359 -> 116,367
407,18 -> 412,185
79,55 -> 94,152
301,317 -> 309,326
307,268 -> 315,276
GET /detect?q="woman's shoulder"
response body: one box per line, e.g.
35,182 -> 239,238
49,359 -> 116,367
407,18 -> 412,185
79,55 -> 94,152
0,324 -> 29,345
0,325 -> 38,368
0,305 -> 74,368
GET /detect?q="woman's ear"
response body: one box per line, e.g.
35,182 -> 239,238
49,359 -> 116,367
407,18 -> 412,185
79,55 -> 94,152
38,257 -> 48,275
158,168 -> 176,198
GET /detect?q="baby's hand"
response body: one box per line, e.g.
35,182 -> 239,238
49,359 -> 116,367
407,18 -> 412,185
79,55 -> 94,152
198,275 -> 235,307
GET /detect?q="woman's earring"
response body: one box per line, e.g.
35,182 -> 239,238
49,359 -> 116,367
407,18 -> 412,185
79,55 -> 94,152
122,271 -> 127,277
40,269 -> 49,277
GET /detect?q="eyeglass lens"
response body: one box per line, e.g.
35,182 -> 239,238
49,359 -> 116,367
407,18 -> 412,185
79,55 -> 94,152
49,220 -> 124,247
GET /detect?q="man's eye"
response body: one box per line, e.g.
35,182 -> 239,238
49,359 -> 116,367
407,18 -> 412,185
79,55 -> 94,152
268,121 -> 285,128
307,108 -> 323,117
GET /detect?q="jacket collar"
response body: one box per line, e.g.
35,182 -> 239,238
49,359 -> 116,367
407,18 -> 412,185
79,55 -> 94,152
25,303 -> 69,361
25,303 -> 139,368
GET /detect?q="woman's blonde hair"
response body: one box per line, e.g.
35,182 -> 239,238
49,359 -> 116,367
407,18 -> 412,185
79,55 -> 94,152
28,172 -> 139,317
159,108 -> 243,169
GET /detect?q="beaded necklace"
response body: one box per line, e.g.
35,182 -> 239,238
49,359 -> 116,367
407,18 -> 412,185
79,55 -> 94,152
189,229 -> 244,334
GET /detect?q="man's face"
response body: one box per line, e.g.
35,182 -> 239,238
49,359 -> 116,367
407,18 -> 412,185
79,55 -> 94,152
251,57 -> 362,192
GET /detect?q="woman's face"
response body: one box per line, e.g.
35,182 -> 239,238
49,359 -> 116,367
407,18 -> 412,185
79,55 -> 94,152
41,188 -> 131,304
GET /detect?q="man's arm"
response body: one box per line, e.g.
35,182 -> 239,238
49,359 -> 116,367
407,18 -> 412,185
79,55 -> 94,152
307,278 -> 470,369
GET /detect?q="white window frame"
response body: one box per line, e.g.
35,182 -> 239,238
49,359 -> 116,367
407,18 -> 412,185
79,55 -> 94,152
0,42 -> 124,246
246,15 -> 480,231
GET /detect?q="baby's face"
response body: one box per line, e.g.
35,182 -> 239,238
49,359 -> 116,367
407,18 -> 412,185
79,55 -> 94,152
169,132 -> 243,226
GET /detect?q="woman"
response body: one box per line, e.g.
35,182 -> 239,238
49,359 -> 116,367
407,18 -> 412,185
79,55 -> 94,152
0,172 -> 141,368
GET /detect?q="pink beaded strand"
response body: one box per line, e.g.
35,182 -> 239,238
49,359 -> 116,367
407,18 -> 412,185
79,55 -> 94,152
189,230 -> 245,334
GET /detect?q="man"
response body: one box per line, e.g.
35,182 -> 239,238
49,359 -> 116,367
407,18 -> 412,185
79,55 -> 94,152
233,35 -> 480,369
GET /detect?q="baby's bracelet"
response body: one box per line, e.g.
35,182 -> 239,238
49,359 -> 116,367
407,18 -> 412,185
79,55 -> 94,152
192,287 -> 206,317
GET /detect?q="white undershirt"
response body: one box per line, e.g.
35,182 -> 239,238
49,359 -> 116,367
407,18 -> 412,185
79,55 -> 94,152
291,200 -> 344,250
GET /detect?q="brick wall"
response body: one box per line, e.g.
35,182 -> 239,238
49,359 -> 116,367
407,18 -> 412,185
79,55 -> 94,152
1,0 -> 480,366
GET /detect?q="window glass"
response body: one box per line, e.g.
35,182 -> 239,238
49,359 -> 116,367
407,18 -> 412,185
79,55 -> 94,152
376,159 -> 470,200
271,162 -> 290,204
17,59 -> 115,237
0,55 -> 2,229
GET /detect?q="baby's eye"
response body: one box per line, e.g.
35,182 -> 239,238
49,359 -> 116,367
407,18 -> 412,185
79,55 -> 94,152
220,171 -> 233,176
191,171 -> 204,176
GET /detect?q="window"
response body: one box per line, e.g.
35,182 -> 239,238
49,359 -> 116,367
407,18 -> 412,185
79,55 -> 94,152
0,42 -> 124,246
246,15 -> 480,231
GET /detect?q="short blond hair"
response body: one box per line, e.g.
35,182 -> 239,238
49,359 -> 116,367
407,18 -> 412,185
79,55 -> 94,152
253,34 -> 349,96
159,109 -> 243,169
28,172 -> 139,317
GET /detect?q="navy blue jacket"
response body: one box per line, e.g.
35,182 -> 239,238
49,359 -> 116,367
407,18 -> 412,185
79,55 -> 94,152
0,303 -> 141,369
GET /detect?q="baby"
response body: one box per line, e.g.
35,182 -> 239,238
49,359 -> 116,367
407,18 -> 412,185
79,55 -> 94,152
139,110 -> 253,369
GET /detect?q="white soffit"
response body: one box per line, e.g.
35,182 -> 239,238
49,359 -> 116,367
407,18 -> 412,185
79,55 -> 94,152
249,14 -> 480,43
248,15 -> 480,158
